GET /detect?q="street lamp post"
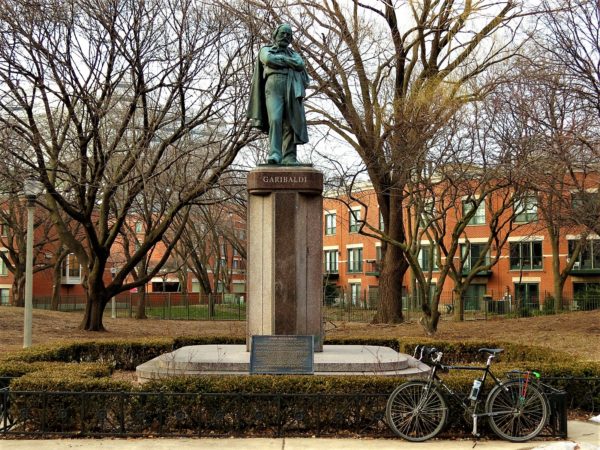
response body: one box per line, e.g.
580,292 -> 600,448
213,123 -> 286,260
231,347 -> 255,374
23,178 -> 43,348
111,267 -> 117,319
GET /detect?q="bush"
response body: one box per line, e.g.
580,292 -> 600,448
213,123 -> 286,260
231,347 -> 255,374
2,336 -> 599,436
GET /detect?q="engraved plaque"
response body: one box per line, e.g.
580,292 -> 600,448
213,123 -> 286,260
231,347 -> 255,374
250,335 -> 314,375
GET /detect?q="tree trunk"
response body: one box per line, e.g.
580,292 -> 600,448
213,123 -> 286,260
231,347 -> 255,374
11,271 -> 25,307
373,244 -> 407,323
419,309 -> 441,336
453,287 -> 465,321
51,248 -> 68,310
50,280 -> 61,311
79,291 -> 108,331
136,284 -> 147,319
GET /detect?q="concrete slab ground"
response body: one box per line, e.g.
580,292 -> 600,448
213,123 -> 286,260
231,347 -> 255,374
1,420 -> 597,450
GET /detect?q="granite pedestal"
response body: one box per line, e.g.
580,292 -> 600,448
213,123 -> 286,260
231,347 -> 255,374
246,166 -> 324,351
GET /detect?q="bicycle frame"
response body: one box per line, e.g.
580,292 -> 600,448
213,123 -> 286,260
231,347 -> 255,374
424,353 -> 506,436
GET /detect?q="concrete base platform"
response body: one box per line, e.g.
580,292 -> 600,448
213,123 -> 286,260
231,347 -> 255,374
136,345 -> 430,382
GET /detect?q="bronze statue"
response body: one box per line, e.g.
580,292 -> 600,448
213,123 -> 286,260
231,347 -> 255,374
247,24 -> 309,165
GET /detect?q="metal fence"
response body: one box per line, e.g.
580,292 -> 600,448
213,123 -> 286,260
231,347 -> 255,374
31,292 -> 247,321
9,291 -> 600,323
2,380 -> 594,438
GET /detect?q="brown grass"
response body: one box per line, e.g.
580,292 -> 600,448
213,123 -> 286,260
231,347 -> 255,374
1,306 -> 599,361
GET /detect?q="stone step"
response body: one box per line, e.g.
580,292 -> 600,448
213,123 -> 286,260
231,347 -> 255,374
136,345 -> 430,382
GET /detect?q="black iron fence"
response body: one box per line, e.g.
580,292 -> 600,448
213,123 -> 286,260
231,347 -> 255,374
1,390 -> 389,438
2,382 -> 592,439
29,293 -> 247,321
3,291 -> 599,323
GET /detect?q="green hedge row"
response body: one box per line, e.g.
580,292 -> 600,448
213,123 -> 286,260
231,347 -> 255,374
2,336 -> 598,399
2,336 -> 599,436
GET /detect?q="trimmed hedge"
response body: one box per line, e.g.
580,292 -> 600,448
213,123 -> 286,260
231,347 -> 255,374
2,337 -> 599,405
2,336 -> 599,436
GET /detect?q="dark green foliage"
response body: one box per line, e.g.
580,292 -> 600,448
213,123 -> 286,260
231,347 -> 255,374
2,336 -> 599,436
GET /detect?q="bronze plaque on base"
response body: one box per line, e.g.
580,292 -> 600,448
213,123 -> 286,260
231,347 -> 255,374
250,335 -> 314,375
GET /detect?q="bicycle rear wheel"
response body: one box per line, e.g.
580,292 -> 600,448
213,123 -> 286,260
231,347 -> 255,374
385,381 -> 448,442
485,379 -> 548,442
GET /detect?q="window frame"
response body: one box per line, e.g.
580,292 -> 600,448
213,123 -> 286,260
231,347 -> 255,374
325,212 -> 337,235
347,247 -> 363,273
462,198 -> 486,225
324,249 -> 339,273
418,244 -> 439,271
349,207 -> 361,233
509,241 -> 543,270
514,195 -> 538,223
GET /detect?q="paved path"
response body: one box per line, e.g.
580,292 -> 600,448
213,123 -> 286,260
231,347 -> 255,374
1,421 -> 598,450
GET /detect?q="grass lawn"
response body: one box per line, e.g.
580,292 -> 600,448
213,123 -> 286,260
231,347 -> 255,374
0,306 -> 599,361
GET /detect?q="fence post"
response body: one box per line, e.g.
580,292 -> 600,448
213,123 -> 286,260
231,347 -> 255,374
167,293 -> 171,320
186,293 -> 190,320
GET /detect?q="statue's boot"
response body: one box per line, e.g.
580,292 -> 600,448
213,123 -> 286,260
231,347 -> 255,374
267,151 -> 282,165
281,148 -> 298,165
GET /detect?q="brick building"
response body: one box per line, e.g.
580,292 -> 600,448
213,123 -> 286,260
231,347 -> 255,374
322,179 -> 600,312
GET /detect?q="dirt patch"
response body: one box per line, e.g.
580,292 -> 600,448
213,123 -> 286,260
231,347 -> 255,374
1,306 -> 599,361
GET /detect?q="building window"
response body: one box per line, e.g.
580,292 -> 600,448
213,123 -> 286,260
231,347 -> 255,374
379,211 -> 384,231
462,199 -> 485,225
514,283 -> 539,309
418,245 -> 438,271
464,284 -> 486,311
571,191 -> 600,212
0,221 -> 7,237
376,245 -> 382,263
420,199 -> 435,228
510,241 -> 543,270
62,253 -> 82,279
325,212 -> 336,235
514,195 -> 538,222
347,247 -> 363,273
0,254 -> 7,276
0,288 -> 9,305
349,282 -> 361,305
568,239 -> 600,270
324,249 -> 338,273
134,221 -> 143,233
349,207 -> 361,233
460,243 -> 489,271
232,259 -> 240,269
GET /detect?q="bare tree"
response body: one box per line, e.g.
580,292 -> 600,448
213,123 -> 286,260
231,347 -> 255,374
0,0 -> 255,330
485,59 -> 598,311
538,0 -> 600,119
0,152 -> 57,306
229,0 -> 525,324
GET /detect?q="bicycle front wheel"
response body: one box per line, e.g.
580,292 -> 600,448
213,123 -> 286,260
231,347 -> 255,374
485,379 -> 548,442
385,381 -> 448,442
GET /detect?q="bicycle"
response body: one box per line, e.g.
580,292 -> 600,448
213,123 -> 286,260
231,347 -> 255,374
385,346 -> 549,442
0,386 -> 13,433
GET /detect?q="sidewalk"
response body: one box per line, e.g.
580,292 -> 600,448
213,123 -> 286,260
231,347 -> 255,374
1,420 -> 598,450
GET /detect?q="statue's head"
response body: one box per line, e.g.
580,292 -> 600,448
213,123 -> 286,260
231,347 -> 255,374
272,23 -> 293,48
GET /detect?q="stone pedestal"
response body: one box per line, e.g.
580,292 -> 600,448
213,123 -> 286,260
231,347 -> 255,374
246,166 -> 323,352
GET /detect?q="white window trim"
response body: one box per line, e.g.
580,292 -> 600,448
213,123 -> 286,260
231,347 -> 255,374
346,243 -> 364,249
566,234 -> 600,240
512,277 -> 541,283
458,237 -> 490,244
323,245 -> 339,251
507,236 -> 544,242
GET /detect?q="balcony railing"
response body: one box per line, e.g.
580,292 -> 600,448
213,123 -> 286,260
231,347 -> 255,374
568,261 -> 600,275
462,257 -> 492,276
365,260 -> 381,277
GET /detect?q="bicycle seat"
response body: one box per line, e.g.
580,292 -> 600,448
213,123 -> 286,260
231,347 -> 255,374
478,348 -> 503,355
